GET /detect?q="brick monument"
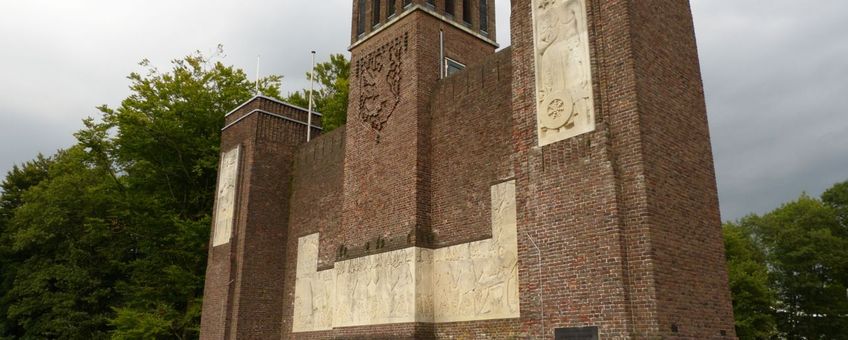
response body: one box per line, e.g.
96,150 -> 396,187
199,0 -> 737,338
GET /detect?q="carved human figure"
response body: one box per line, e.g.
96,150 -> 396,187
292,181 -> 519,330
212,148 -> 239,246
387,252 -> 412,317
351,260 -> 369,324
534,0 -> 595,145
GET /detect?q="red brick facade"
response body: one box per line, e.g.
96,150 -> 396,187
200,0 -> 736,339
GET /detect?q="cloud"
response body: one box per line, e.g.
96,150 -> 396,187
1,0 -> 845,221
692,0 -> 848,219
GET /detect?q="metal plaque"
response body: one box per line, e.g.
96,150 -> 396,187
555,326 -> 599,340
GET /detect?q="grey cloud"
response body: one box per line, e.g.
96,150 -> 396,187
1,0 -> 845,221
692,0 -> 848,219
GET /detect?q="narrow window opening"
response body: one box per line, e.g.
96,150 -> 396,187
445,0 -> 455,17
462,0 -> 472,25
372,0 -> 381,28
404,0 -> 412,7
479,0 -> 489,34
388,0 -> 396,18
357,0 -> 367,36
426,0 -> 435,10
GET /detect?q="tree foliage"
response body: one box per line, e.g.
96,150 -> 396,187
0,155 -> 53,339
285,53 -> 350,131
823,181 -> 848,227
723,220 -> 778,339
0,48 -> 281,339
759,194 -> 848,338
725,181 -> 848,339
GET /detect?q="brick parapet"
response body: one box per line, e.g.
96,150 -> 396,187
427,48 -> 514,248
225,96 -> 323,134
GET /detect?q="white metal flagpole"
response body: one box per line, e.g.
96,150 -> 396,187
307,51 -> 316,142
255,54 -> 260,95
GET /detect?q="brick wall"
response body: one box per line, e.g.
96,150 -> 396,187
340,9 -> 495,266
352,1 -> 496,45
281,127 -> 346,337
201,0 -> 737,338
629,1 -> 736,337
427,48 -> 513,248
508,0 -> 736,338
200,97 -> 320,339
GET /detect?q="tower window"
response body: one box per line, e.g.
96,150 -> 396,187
388,0 -> 396,18
462,0 -> 472,25
480,0 -> 489,33
404,0 -> 412,8
445,0 -> 455,17
358,0 -> 366,36
444,58 -> 465,77
372,0 -> 381,27
426,0 -> 435,9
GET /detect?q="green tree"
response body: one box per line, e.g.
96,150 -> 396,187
285,53 -> 350,131
822,180 -> 848,227
750,192 -> 848,339
0,156 -> 53,339
0,47 -> 281,339
723,220 -> 777,339
95,49 -> 281,218
2,147 -> 125,339
91,49 -> 281,339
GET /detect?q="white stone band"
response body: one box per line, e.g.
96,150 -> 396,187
292,180 -> 519,332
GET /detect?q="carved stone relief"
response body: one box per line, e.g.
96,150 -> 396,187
211,147 -> 240,247
356,32 -> 409,141
532,0 -> 596,146
431,180 -> 519,322
293,234 -> 335,332
291,180 -> 519,332
333,248 -> 418,328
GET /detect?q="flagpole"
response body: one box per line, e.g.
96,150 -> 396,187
307,51 -> 316,142
255,54 -> 260,95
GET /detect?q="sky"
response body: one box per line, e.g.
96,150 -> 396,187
0,0 -> 846,221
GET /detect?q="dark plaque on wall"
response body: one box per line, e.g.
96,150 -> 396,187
555,326 -> 599,340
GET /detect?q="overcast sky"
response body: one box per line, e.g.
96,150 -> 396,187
0,0 -> 846,221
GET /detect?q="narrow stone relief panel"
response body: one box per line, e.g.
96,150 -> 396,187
291,180 -> 519,332
293,234 -> 336,332
415,248 -> 435,322
211,147 -> 240,247
432,180 -> 519,322
532,0 -> 596,146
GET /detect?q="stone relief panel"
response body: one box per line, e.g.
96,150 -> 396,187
356,32 -> 410,142
415,248 -> 435,322
291,180 -> 519,332
532,0 -> 596,146
293,234 -> 335,332
431,180 -> 519,322
211,147 -> 240,247
333,248 -> 418,328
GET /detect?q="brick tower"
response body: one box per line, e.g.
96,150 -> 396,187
507,0 -> 737,338
341,0 -> 498,254
199,0 -> 737,338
